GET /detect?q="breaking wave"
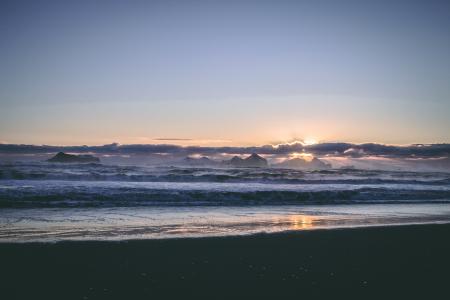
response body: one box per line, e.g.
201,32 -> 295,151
1,181 -> 450,208
1,162 -> 449,208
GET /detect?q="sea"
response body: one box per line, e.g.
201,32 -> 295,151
1,161 -> 450,242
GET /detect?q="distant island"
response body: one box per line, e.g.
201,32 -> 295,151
274,157 -> 331,170
180,153 -> 269,168
179,153 -> 333,170
226,153 -> 268,168
47,152 -> 100,163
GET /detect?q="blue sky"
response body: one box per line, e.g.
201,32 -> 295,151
1,0 -> 450,146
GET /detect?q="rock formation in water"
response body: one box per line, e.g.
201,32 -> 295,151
275,157 -> 331,170
225,153 -> 268,168
47,152 -> 100,163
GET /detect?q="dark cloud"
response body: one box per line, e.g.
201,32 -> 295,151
0,142 -> 449,158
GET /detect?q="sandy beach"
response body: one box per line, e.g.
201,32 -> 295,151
1,223 -> 449,299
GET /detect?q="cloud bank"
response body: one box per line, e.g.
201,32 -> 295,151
0,142 -> 449,159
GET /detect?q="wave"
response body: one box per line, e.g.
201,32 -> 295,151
1,163 -> 449,208
1,163 -> 449,185
1,183 -> 450,208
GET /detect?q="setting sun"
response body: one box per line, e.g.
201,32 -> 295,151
303,138 -> 318,146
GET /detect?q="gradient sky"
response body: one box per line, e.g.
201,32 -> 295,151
1,0 -> 450,146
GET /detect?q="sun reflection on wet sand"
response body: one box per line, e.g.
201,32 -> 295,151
271,214 -> 317,230
289,215 -> 315,230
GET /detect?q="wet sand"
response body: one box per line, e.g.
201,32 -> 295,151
1,223 -> 449,299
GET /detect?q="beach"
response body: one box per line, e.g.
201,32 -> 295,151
1,223 -> 449,299
1,164 -> 450,299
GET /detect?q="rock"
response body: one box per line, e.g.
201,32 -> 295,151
275,157 -> 331,170
226,153 -> 268,168
229,156 -> 244,166
47,152 -> 100,163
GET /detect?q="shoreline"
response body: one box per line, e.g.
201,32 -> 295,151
3,202 -> 450,243
1,223 -> 449,298
2,219 -> 450,244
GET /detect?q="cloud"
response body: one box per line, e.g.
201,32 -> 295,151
153,138 -> 193,141
0,142 -> 449,159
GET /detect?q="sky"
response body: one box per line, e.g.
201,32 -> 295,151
1,0 -> 450,146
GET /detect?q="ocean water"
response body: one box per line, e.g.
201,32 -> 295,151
1,162 -> 450,242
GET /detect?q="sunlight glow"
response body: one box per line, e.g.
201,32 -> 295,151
290,215 -> 314,230
289,152 -> 314,161
273,138 -> 319,149
303,138 -> 318,146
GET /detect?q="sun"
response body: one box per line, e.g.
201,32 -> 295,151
303,138 -> 318,146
